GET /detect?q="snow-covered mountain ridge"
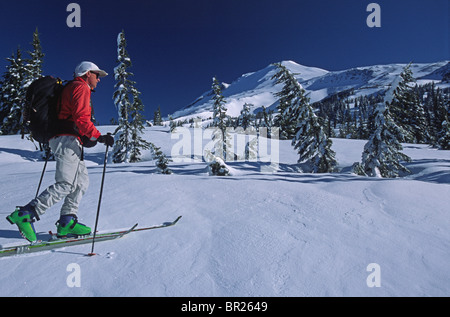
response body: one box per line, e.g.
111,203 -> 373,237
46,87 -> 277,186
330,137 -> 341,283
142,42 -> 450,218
170,60 -> 450,121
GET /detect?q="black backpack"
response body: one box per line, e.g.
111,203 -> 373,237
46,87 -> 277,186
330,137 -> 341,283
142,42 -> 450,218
23,76 -> 66,144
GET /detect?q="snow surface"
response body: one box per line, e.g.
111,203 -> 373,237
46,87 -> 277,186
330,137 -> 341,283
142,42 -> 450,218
170,60 -> 450,122
0,127 -> 449,297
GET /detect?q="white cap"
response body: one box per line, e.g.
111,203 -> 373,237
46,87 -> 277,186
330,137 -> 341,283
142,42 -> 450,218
74,61 -> 108,78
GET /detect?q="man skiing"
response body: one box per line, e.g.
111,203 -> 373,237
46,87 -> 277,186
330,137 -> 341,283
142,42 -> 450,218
6,61 -> 115,242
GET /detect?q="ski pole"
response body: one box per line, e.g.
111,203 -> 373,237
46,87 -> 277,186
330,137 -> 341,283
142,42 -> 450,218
36,156 -> 48,198
88,144 -> 109,256
35,144 -> 51,198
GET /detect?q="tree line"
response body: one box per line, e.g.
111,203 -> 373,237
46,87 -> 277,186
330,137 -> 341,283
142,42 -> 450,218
169,63 -> 449,177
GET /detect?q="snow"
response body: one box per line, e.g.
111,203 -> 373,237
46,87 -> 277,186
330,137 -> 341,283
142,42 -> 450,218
170,60 -> 450,122
0,127 -> 449,297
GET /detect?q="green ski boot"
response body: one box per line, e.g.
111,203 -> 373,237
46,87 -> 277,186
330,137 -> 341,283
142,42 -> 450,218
6,205 -> 39,243
56,215 -> 91,237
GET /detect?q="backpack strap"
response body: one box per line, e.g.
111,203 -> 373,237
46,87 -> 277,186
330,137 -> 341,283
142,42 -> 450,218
53,79 -> 82,139
55,79 -> 71,116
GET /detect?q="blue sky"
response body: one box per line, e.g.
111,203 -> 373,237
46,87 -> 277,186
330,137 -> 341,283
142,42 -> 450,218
0,0 -> 448,124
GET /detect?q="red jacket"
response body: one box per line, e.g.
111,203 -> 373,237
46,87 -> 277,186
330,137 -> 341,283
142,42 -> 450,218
58,77 -> 101,140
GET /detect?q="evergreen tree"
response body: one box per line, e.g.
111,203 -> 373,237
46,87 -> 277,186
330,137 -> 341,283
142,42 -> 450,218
211,76 -> 227,131
149,142 -> 172,174
292,94 -> 338,173
388,64 -> 429,143
245,135 -> 258,161
0,65 -> 11,124
129,87 -> 150,162
423,83 -> 438,144
272,63 -> 338,173
427,84 -> 449,146
435,89 -> 450,150
112,31 -> 132,163
211,76 -> 230,160
1,29 -> 44,137
271,63 -> 303,140
169,116 -> 177,132
258,105 -> 272,130
112,30 -> 148,163
204,149 -> 231,176
237,103 -> 253,130
437,119 -> 450,150
153,106 -> 163,126
1,48 -> 26,135
23,28 -> 44,89
361,104 -> 411,178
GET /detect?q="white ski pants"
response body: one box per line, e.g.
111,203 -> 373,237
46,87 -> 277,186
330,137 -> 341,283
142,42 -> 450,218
32,135 -> 89,217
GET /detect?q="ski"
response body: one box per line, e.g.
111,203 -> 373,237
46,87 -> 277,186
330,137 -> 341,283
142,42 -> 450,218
129,215 -> 182,233
0,215 -> 182,258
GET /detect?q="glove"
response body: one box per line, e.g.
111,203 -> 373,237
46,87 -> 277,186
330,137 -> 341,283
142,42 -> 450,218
80,135 -> 97,148
97,134 -> 114,147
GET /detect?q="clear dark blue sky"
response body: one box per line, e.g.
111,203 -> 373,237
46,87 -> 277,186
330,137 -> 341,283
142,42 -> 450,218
0,0 -> 448,124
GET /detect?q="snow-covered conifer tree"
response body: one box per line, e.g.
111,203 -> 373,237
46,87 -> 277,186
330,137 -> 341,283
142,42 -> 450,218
153,106 -> 163,126
361,104 -> 411,178
0,63 -> 13,125
237,103 -> 253,130
204,149 -> 231,176
388,64 -> 429,143
1,48 -> 26,135
23,28 -> 44,89
292,94 -> 338,173
211,76 -> 230,160
129,87 -> 150,162
150,142 -> 172,174
112,30 -> 148,163
427,84 -> 449,147
437,119 -> 450,150
211,76 -> 227,131
258,105 -> 273,133
273,63 -> 337,173
271,63 -> 303,140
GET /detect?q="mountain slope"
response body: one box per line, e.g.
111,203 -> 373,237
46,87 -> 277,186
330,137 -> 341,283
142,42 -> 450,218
170,60 -> 450,121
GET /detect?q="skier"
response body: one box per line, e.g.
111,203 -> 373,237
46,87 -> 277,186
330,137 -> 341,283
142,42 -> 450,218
6,61 -> 115,242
